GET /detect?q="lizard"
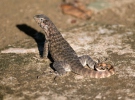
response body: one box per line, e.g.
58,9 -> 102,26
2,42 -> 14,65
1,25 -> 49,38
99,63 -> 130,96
33,14 -> 115,78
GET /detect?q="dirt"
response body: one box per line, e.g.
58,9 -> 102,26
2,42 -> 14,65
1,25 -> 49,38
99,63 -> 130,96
0,0 -> 135,100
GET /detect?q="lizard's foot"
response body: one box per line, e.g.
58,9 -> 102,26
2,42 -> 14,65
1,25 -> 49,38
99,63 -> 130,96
53,61 -> 71,76
56,69 -> 67,76
79,55 -> 96,69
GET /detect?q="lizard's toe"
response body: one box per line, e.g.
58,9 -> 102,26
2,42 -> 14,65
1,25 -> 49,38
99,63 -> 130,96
57,69 -> 67,76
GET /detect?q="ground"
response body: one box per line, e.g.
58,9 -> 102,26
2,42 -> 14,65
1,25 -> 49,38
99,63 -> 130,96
0,0 -> 135,100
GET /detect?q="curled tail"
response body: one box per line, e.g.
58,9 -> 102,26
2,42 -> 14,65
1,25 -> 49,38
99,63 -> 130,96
76,63 -> 115,78
80,67 -> 114,78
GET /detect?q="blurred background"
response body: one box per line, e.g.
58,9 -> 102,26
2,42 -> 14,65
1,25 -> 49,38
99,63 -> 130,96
0,0 -> 135,49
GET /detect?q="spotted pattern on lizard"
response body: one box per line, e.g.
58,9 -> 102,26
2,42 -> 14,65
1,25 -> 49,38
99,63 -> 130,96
33,14 -> 115,78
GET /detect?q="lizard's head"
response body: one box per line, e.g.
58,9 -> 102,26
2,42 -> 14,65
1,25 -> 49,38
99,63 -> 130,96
34,14 -> 55,36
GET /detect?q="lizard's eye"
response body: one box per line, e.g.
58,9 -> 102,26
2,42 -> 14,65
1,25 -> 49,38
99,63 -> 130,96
40,18 -> 44,22
40,18 -> 44,23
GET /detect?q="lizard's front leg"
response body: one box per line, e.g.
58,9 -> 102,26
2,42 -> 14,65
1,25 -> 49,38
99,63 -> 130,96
53,61 -> 71,75
79,55 -> 97,69
43,40 -> 49,58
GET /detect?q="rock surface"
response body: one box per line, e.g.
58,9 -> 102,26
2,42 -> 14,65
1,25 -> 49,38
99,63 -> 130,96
0,0 -> 135,100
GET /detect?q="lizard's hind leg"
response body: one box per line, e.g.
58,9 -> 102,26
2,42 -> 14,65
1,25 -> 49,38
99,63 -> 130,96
79,55 -> 97,70
53,61 -> 71,76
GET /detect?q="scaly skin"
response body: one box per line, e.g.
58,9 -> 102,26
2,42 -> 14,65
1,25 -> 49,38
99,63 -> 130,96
33,14 -> 115,78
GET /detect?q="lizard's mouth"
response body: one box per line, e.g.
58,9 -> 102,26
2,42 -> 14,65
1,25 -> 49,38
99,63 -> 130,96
33,15 -> 42,24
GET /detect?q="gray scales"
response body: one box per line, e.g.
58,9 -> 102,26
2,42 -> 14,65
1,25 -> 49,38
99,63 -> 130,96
34,14 -> 115,78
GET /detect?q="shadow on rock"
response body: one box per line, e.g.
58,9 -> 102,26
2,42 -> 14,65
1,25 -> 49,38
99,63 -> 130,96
16,24 -> 45,57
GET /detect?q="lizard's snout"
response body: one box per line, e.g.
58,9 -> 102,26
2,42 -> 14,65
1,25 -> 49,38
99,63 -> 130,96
33,15 -> 39,20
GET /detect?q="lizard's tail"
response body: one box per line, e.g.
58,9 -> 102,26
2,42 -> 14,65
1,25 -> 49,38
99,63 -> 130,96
84,68 -> 114,78
77,66 -> 115,78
